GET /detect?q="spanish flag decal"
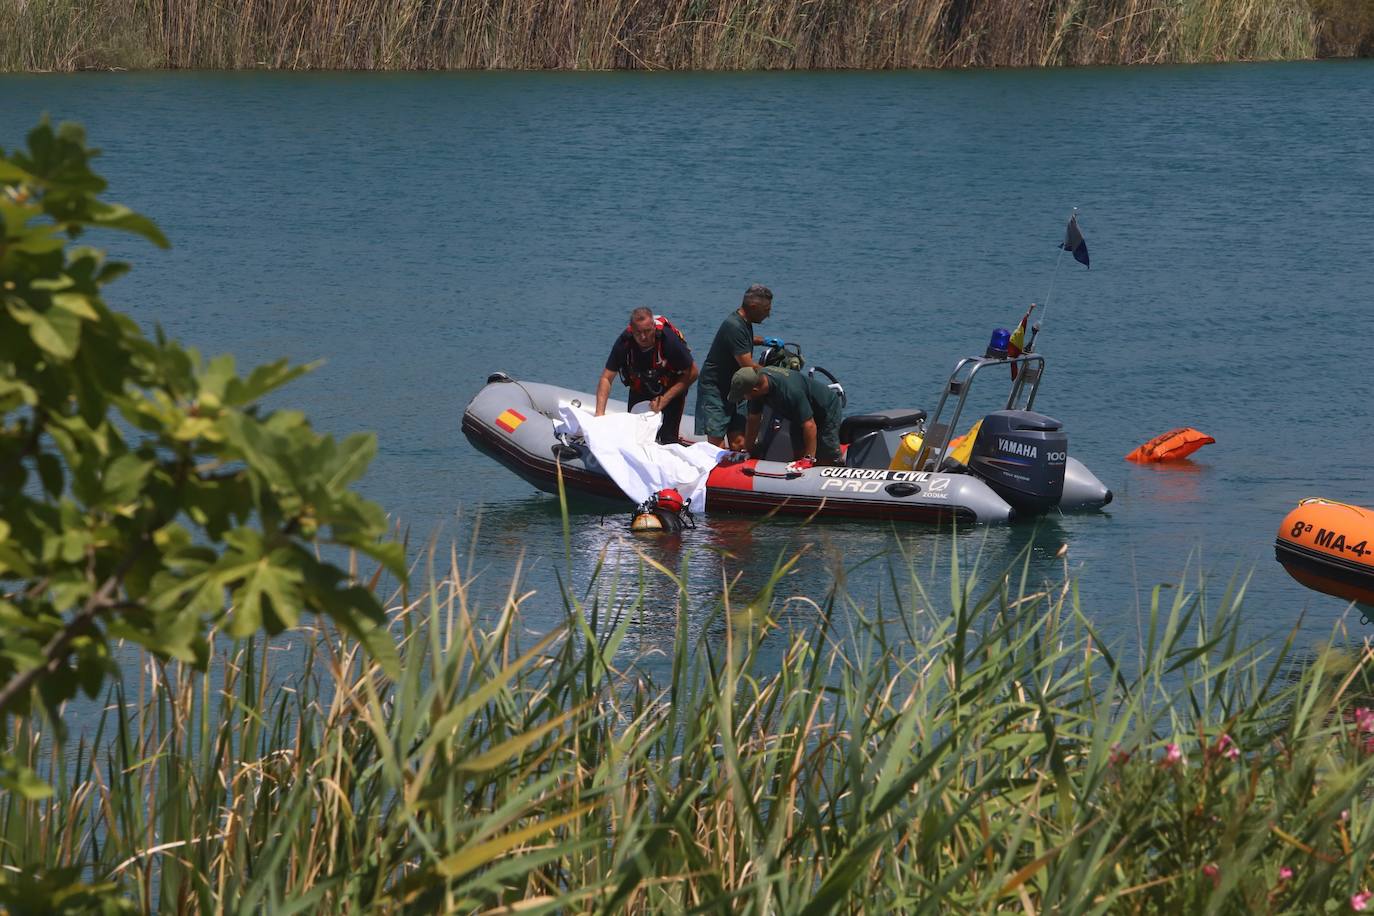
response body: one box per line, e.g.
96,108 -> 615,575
495,409 -> 526,434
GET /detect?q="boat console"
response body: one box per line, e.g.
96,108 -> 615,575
840,410 -> 928,469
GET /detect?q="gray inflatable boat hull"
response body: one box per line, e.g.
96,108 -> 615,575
462,375 -> 1110,525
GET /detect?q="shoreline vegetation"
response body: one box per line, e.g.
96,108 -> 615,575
8,538 -> 1374,910
1,0 -> 1372,73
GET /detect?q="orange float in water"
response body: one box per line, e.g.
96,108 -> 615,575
1275,499 -> 1374,607
1124,427 -> 1215,463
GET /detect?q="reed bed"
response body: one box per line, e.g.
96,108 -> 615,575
6,0 -> 1366,72
3,527 -> 1374,912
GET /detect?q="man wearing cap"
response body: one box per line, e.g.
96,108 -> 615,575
728,365 -> 843,469
694,284 -> 780,451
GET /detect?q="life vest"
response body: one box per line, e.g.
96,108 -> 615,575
618,315 -> 690,396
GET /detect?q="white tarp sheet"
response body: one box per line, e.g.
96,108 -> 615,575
554,403 -> 725,510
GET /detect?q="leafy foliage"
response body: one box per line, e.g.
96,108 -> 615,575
0,866 -> 137,915
0,119 -> 401,798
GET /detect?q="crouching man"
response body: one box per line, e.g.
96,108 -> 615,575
726,365 -> 842,469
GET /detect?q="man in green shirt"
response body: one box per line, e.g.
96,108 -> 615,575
694,284 -> 778,450
727,365 -> 843,468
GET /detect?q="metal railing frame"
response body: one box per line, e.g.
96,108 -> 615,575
917,353 -> 1046,471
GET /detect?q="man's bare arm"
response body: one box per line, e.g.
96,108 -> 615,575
594,368 -> 617,416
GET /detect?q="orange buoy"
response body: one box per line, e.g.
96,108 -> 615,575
1275,499 -> 1374,606
1124,427 -> 1215,463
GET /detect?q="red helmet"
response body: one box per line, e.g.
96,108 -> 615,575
653,488 -> 685,513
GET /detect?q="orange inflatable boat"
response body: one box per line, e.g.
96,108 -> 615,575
1275,499 -> 1374,606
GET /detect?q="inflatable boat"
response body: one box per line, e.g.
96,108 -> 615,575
1275,499 -> 1374,606
462,351 -> 1112,525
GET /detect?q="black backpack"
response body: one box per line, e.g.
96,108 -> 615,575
761,342 -> 846,407
759,341 -> 804,371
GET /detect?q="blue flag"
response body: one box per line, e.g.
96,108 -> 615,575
1061,214 -> 1089,268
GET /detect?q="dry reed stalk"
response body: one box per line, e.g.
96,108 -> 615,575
0,0 -> 1346,70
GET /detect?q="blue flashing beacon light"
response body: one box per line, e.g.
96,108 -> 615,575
985,327 -> 1011,359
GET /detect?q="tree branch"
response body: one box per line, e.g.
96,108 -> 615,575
0,539 -> 147,716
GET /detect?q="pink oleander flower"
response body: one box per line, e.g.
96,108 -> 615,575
1161,743 -> 1186,768
1351,890 -> 1372,912
1109,744 -> 1131,767
1354,707 -> 1374,733
1216,733 -> 1240,761
1279,866 -> 1294,882
1202,863 -> 1220,887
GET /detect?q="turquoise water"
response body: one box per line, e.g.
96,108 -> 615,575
3,63 -> 1372,666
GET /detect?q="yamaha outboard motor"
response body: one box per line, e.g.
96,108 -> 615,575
967,411 -> 1067,516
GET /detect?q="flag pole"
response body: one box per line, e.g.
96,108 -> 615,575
1027,207 -> 1076,353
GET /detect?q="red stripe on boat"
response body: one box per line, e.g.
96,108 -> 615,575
706,460 -> 758,493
